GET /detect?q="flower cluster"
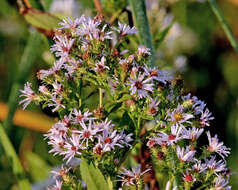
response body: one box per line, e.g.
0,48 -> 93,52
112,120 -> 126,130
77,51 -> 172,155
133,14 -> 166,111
19,15 -> 231,190
147,93 -> 231,189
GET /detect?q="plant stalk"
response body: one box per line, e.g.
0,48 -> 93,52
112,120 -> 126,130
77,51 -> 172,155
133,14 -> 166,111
0,123 -> 31,190
208,0 -> 238,53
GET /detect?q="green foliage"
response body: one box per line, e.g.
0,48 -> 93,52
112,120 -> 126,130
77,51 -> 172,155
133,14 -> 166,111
24,9 -> 61,31
80,158 -> 110,190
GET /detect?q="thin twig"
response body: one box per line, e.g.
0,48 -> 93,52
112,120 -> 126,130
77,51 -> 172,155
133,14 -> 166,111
208,0 -> 238,53
99,88 -> 103,108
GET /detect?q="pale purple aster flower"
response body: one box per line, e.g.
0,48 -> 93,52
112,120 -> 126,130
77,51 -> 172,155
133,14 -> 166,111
176,145 -> 196,162
93,56 -> 110,73
144,67 -> 173,83
99,24 -> 113,41
113,22 -> 138,36
46,121 -> 68,139
137,45 -> 151,57
192,160 -> 207,173
48,95 -> 65,112
93,141 -> 104,156
148,97 -> 160,116
154,124 -> 184,146
128,74 -> 153,99
214,175 -> 231,190
62,134 -> 84,163
39,85 -> 50,96
166,105 -> 194,126
72,120 -> 101,147
77,17 -> 101,40
182,93 -> 206,115
48,136 -> 65,156
207,132 -> 230,159
52,82 -> 63,95
47,179 -> 62,190
200,108 -> 214,127
59,16 -> 84,30
71,108 -> 94,124
19,82 -> 36,109
97,129 -> 122,152
95,118 -> 114,130
182,127 -> 204,142
38,59 -> 64,79
205,156 -> 227,175
118,165 -> 151,187
51,165 -> 71,178
118,130 -> 133,147
50,35 -> 75,59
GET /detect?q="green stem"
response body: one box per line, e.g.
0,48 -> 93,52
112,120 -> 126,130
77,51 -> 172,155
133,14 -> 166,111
208,0 -> 238,53
3,31 -> 42,134
99,88 -> 103,107
0,123 -> 31,190
129,0 -> 156,67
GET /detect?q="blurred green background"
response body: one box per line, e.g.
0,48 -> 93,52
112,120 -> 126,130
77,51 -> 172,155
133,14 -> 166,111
0,0 -> 238,189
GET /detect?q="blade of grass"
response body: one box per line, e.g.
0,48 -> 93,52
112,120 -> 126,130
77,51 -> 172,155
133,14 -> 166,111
129,0 -> 155,67
0,123 -> 31,190
3,30 -> 42,134
208,0 -> 238,53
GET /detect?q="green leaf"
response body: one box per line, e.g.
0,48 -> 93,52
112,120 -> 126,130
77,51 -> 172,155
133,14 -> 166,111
80,158 -> 110,190
129,0 -> 156,67
23,8 -> 61,31
154,24 -> 173,49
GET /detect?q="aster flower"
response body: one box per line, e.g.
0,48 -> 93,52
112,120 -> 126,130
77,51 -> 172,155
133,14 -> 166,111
118,165 -> 151,187
213,175 -> 231,190
71,108 -> 94,124
118,130 -> 133,147
182,127 -> 204,142
38,59 -> 64,79
200,108 -> 214,127
59,16 -> 84,30
166,105 -> 194,126
205,156 -> 227,175
47,179 -> 62,190
50,35 -> 75,59
97,129 -> 122,152
137,45 -> 151,57
52,82 -> 64,95
176,145 -> 196,162
72,120 -> 101,147
39,85 -> 50,96
46,121 -> 68,139
113,22 -> 138,37
77,17 -> 101,40
62,134 -> 84,163
144,67 -> 173,83
93,56 -> 110,73
192,159 -> 207,173
51,165 -> 71,178
19,82 -> 37,109
48,136 -> 65,156
128,74 -> 153,99
48,95 -> 65,112
148,97 -> 160,115
153,124 -> 184,146
207,132 -> 230,159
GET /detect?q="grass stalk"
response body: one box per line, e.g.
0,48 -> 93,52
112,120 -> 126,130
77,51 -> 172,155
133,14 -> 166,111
0,123 -> 31,190
208,0 -> 238,53
3,30 -> 42,134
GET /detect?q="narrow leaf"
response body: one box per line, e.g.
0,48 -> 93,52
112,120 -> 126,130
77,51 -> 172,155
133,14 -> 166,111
154,24 -> 173,49
80,158 -> 110,190
0,123 -> 31,190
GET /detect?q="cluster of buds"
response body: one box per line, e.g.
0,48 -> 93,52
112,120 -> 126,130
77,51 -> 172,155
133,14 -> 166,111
19,15 -> 231,190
